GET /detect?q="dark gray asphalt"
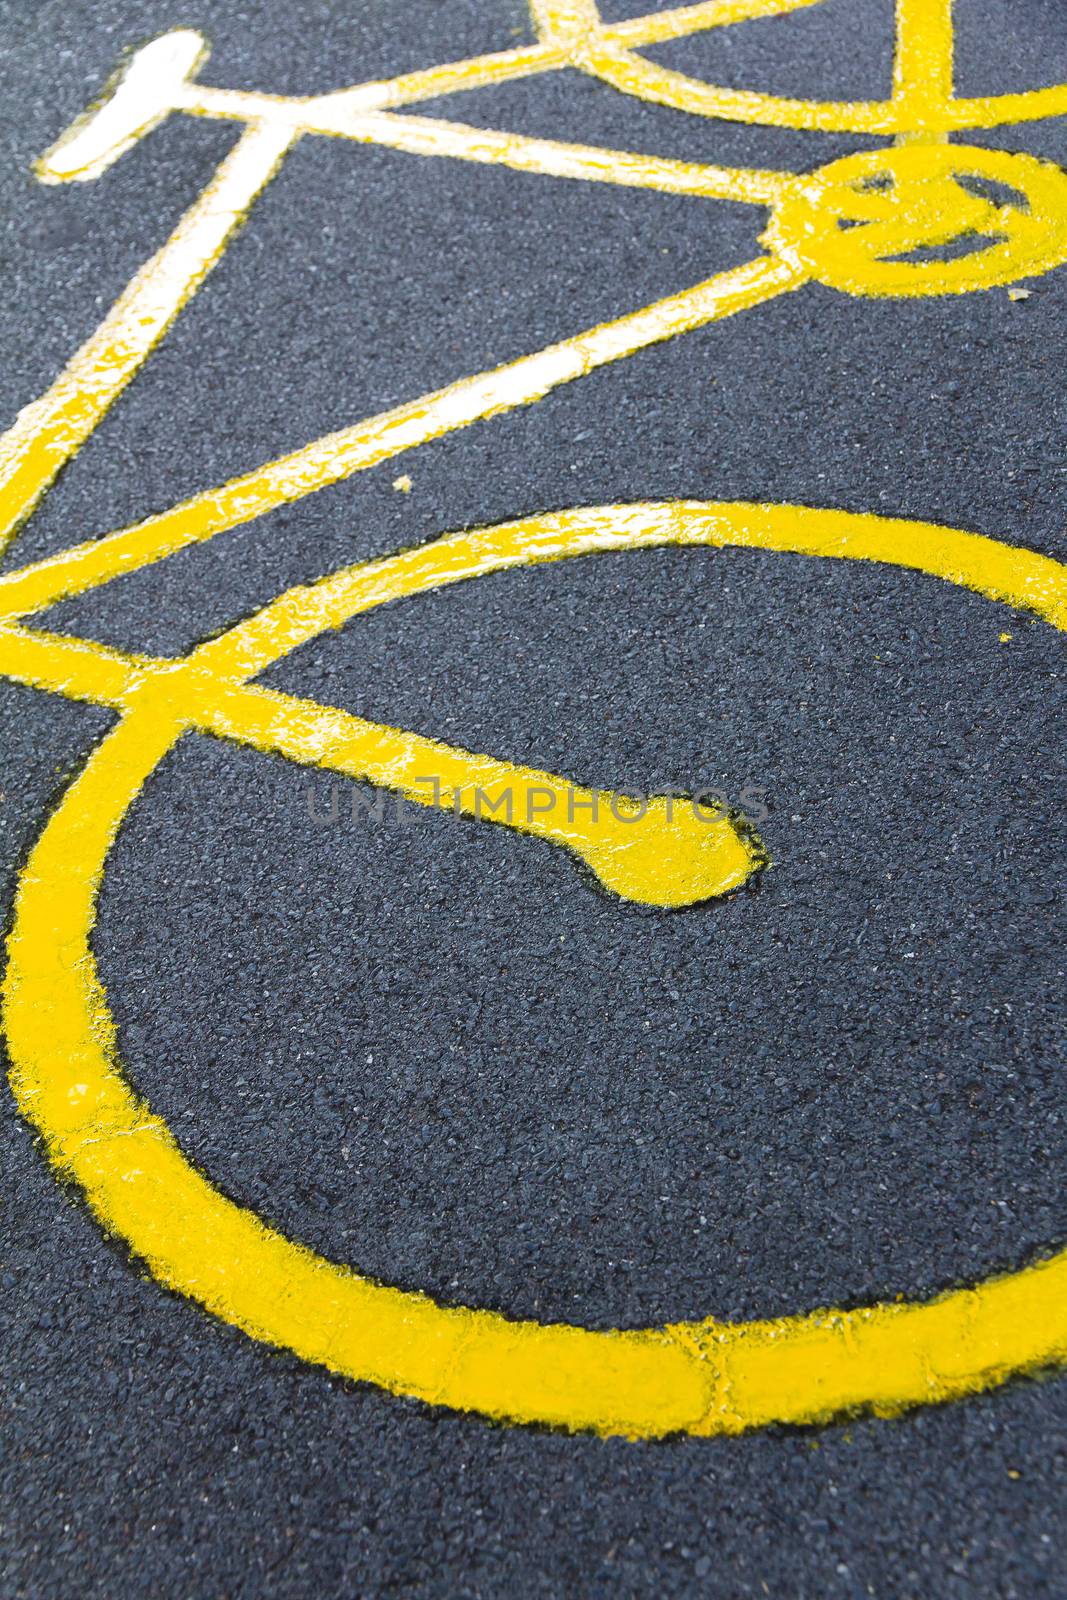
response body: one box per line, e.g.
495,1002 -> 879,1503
2,1 -> 1066,1594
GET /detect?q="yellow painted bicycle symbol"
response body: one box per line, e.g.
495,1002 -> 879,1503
2,0 -> 1065,1437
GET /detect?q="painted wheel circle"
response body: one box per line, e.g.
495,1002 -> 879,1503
4,501 -> 1067,1438
534,0 -> 1067,137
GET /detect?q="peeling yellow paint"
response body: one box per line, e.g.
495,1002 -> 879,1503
2,0 -> 1067,1437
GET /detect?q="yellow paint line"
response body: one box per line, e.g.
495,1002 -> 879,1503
204,680 -> 759,908
0,255 -> 805,622
288,43 -> 568,118
528,0 -> 600,46
5,502 -> 1066,1436
0,625 -> 162,708
606,0 -> 826,48
179,2 -> 825,124
0,121 -> 295,556
892,0 -> 953,146
0,621 -> 759,908
5,0 -> 1067,1440
302,109 -> 792,206
893,0 -> 954,112
181,58 -> 1067,140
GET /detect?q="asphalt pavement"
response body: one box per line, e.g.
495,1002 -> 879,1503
1,0 -> 1066,1594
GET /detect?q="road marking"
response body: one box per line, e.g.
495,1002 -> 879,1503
2,0 -> 1066,1434
0,255 -> 805,622
0,122 -> 294,556
763,145 -> 1067,296
4,502 -> 1067,1438
533,0 -> 1067,132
